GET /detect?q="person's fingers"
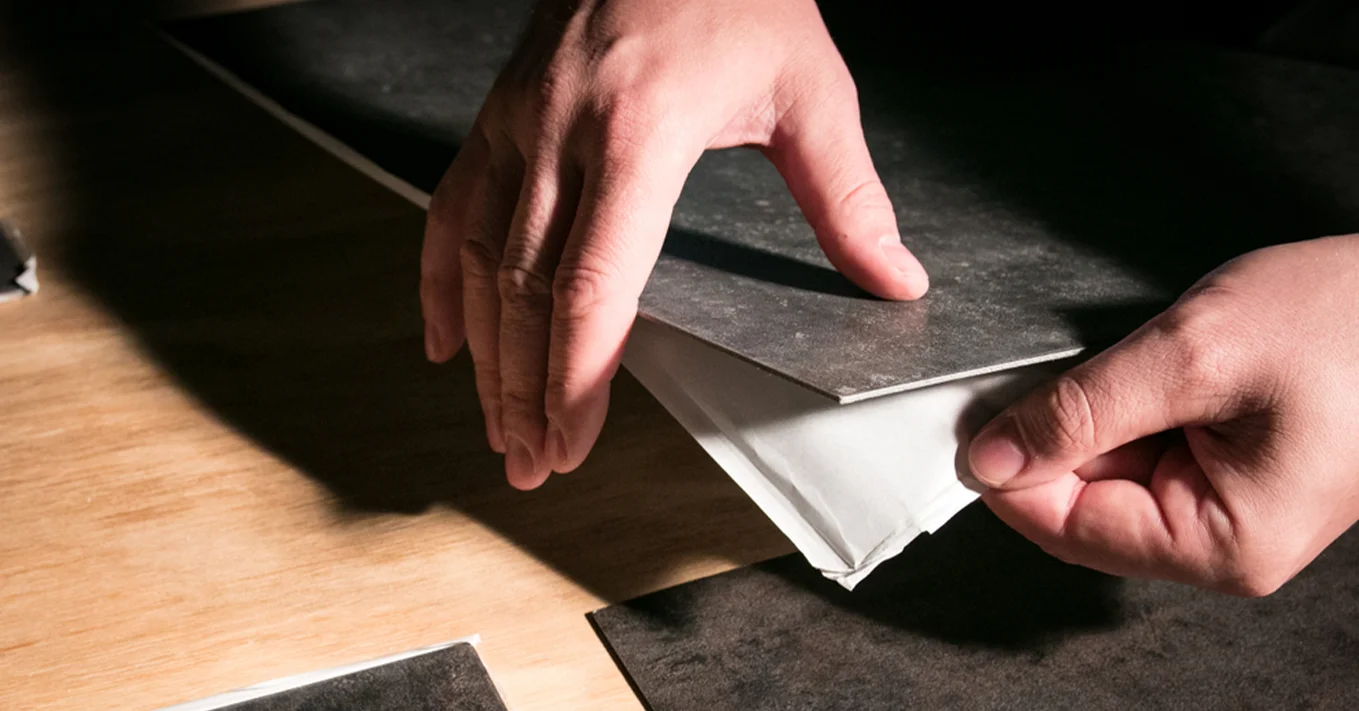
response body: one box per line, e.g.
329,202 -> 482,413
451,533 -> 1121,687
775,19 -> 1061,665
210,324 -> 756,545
983,441 -> 1251,592
763,67 -> 927,301
969,309 -> 1250,491
422,131 -> 492,362
545,134 -> 696,474
459,135 -> 525,456
497,154 -> 584,490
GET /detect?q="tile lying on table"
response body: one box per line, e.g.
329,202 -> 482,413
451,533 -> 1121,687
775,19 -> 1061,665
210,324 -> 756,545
589,505 -> 1359,711
160,640 -> 506,711
164,0 -> 1359,401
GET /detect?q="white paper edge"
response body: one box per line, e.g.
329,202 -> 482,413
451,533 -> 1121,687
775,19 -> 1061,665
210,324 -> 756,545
620,331 -> 852,579
157,635 -> 482,711
623,321 -> 1012,590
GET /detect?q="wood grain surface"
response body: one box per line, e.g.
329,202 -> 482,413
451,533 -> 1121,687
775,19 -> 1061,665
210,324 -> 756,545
0,3 -> 791,709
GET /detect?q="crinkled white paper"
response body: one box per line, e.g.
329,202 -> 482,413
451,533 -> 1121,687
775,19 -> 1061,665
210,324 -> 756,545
625,319 -> 1061,589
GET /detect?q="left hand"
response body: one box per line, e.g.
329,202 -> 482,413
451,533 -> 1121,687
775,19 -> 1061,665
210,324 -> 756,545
422,0 -> 927,490
968,235 -> 1359,596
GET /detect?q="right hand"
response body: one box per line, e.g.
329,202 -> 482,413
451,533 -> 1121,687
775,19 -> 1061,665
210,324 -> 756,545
422,0 -> 929,490
971,236 -> 1359,596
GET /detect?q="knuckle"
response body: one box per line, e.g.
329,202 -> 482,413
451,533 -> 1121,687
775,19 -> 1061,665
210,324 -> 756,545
837,178 -> 890,211
497,263 -> 554,307
1025,375 -> 1098,457
1220,564 -> 1289,598
459,239 -> 502,281
812,59 -> 861,106
1155,302 -> 1232,393
833,178 -> 893,227
779,56 -> 861,128
472,360 -> 501,388
529,68 -> 578,138
590,87 -> 666,161
552,261 -> 621,317
1214,532 -> 1295,597
491,57 -> 577,149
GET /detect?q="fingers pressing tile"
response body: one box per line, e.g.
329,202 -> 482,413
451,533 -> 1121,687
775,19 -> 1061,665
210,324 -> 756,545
878,236 -> 929,297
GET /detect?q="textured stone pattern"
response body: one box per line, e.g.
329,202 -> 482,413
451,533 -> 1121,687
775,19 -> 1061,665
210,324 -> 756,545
590,504 -> 1359,711
170,0 -> 1359,400
221,643 -> 506,711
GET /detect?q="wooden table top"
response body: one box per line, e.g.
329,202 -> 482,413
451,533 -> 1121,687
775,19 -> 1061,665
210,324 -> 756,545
0,6 -> 791,709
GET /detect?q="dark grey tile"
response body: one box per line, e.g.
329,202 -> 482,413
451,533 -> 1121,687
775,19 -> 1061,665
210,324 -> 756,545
219,643 -> 506,711
590,504 -> 1359,711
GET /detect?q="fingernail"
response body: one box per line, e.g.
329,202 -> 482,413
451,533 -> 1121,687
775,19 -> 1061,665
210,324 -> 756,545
546,423 -> 569,471
485,405 -> 506,454
969,417 -> 1028,488
879,236 -> 929,294
505,436 -> 541,489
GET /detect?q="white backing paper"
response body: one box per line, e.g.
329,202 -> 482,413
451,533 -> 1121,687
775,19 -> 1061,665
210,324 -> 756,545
625,319 -> 1061,588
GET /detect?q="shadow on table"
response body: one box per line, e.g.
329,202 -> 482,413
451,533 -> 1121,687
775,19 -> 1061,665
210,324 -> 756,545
820,4 -> 1359,299
8,12 -> 794,604
775,503 -> 1124,650
15,0 -> 1359,646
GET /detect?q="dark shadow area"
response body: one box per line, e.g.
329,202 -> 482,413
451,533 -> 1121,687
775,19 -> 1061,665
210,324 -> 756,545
595,505 -> 1121,652
1,5 -> 791,604
662,230 -> 869,299
765,503 -> 1125,650
821,1 -> 1359,298
590,502 -> 1359,709
172,17 -> 460,194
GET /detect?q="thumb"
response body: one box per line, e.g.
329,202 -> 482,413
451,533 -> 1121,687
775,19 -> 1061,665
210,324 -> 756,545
763,74 -> 928,301
969,313 -> 1243,490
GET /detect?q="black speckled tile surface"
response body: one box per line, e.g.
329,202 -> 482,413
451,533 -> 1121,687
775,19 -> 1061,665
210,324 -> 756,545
214,643 -> 506,711
589,504 -> 1359,711
167,0 -> 1359,400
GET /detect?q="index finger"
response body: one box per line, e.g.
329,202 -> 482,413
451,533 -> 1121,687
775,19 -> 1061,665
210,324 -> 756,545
544,137 -> 696,472
982,440 -> 1239,591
